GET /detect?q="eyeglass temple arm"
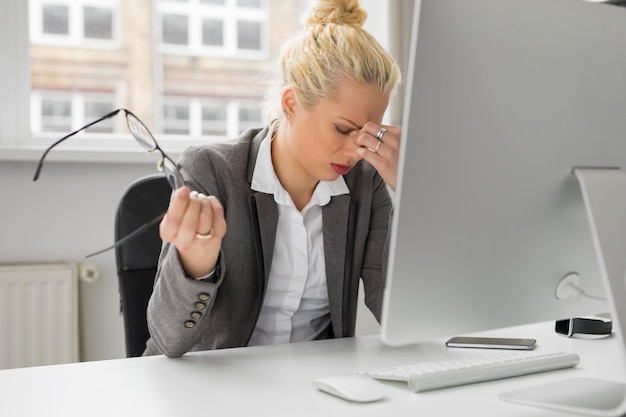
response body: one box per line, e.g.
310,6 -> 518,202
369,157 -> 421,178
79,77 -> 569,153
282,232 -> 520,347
32,109 -> 124,181
85,211 -> 165,258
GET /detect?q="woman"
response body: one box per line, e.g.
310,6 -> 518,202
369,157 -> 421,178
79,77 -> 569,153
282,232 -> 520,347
144,0 -> 402,357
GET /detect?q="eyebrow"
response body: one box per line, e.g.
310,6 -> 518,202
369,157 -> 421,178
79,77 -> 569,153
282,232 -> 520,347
338,117 -> 363,130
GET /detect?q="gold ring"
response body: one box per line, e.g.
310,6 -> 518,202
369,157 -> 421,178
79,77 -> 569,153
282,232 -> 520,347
196,227 -> 214,240
368,140 -> 382,154
376,127 -> 387,142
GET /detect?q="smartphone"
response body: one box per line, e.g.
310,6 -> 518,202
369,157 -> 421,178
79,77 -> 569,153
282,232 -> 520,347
445,336 -> 536,350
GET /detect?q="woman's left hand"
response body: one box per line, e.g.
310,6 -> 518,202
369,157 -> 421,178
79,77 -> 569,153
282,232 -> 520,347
354,122 -> 401,192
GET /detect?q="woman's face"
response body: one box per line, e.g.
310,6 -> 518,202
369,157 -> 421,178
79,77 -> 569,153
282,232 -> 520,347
283,78 -> 390,184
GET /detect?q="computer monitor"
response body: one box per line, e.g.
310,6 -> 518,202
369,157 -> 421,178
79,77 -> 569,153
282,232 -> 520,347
381,0 -> 626,347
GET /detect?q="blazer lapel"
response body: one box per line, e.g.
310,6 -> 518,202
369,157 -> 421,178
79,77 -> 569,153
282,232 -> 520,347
246,126 -> 277,291
322,194 -> 353,337
248,193 -> 278,290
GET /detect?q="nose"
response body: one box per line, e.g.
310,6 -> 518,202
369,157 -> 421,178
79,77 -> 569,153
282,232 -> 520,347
344,131 -> 364,161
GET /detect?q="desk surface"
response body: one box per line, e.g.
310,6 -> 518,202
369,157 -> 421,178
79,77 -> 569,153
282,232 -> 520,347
0,321 -> 622,417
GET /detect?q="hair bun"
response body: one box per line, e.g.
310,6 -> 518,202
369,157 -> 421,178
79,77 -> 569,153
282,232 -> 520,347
305,0 -> 367,30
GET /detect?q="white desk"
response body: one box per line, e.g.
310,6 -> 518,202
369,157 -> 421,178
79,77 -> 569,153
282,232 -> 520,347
0,321 -> 622,416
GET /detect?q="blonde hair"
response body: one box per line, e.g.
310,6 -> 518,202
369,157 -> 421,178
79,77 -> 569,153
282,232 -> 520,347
265,0 -> 401,121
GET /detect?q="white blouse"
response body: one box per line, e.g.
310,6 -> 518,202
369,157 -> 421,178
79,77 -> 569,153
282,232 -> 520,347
247,130 -> 349,346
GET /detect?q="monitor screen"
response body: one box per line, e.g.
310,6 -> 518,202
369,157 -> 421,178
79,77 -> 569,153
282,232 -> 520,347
381,0 -> 626,347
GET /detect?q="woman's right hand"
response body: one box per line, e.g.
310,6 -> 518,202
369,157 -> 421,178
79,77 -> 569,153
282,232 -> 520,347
159,186 -> 227,279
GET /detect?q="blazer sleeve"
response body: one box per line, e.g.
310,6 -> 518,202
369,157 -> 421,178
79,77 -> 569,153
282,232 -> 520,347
144,130 -> 264,357
144,146 -> 226,358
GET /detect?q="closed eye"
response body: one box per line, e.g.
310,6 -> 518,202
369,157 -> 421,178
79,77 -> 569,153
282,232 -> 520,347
335,126 -> 354,135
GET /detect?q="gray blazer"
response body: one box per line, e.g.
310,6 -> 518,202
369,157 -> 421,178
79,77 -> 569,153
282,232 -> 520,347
144,127 -> 392,358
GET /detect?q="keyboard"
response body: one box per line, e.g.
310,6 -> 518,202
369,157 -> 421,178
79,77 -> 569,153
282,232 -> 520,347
361,350 -> 580,392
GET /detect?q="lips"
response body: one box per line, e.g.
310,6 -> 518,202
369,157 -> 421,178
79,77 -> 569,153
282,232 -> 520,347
331,163 -> 352,175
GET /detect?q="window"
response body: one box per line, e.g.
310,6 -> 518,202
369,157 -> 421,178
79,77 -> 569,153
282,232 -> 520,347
42,5 -> 69,35
163,100 -> 192,135
30,0 -> 118,46
238,102 -> 262,133
237,20 -> 261,50
202,19 -> 224,46
162,14 -> 189,45
31,91 -> 116,135
0,0 -> 393,159
83,6 -> 114,40
20,0 -> 295,153
162,97 -> 261,139
159,0 -> 268,57
40,96 -> 72,133
202,103 -> 228,136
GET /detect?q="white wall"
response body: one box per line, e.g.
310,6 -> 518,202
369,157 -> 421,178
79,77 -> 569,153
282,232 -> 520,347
0,160 -> 154,361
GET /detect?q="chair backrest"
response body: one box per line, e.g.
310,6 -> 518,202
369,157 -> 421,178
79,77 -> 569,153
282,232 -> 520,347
115,174 -> 171,357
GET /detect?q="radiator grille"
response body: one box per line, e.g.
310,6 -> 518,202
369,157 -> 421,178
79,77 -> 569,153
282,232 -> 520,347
0,263 -> 79,369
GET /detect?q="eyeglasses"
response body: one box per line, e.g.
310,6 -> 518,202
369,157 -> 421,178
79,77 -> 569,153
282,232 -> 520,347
32,108 -> 184,258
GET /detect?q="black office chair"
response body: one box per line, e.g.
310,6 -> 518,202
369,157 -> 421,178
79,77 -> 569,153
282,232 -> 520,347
115,174 -> 171,357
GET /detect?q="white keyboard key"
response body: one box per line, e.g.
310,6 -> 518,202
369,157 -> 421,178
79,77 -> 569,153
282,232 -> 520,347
361,351 -> 580,392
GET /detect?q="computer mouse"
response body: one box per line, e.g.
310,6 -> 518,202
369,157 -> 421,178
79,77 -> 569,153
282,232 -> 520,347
311,375 -> 385,403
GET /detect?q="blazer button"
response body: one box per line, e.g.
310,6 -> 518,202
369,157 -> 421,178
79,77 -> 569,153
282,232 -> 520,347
184,320 -> 196,328
191,311 -> 202,319
198,292 -> 210,301
194,301 -> 207,310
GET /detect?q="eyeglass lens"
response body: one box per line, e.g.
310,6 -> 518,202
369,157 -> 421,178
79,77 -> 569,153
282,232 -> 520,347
126,113 -> 157,152
125,111 -> 184,189
161,157 -> 185,189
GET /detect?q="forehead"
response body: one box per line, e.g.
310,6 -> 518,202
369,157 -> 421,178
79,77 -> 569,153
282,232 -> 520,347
316,78 -> 390,126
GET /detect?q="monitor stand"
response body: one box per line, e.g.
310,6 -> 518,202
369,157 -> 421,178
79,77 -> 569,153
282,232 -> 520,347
499,168 -> 626,416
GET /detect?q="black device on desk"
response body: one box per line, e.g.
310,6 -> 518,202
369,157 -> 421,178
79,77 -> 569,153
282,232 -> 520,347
555,317 -> 612,338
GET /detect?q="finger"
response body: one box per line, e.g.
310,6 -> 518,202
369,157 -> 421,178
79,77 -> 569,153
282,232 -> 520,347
205,195 -> 226,240
353,130 -> 381,156
354,123 -> 387,154
160,187 -> 191,242
194,193 -> 216,241
175,191 -> 205,249
356,144 -> 383,163
380,126 -> 401,151
355,124 -> 402,192
364,122 -> 387,140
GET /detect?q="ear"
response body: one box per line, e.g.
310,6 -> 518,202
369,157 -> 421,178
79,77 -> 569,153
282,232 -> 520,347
280,86 -> 298,119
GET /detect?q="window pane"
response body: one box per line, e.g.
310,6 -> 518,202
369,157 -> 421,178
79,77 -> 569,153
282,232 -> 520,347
43,5 -> 69,35
202,104 -> 226,136
162,14 -> 188,45
84,100 -> 115,133
237,0 -> 261,8
202,105 -> 225,121
237,20 -> 261,50
163,103 -> 190,134
202,19 -> 223,46
238,104 -> 261,133
239,105 -> 260,122
84,6 -> 113,40
41,98 -> 71,132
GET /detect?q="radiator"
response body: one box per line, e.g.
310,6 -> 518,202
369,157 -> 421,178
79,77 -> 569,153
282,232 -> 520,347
0,263 -> 79,369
